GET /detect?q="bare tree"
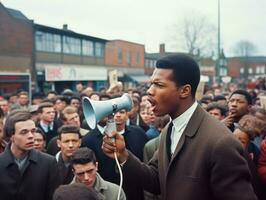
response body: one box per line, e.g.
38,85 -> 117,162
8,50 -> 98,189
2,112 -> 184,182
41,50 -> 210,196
232,40 -> 257,57
173,13 -> 216,56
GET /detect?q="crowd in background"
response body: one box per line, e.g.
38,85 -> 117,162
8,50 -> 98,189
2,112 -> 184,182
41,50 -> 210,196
1,76 -> 266,199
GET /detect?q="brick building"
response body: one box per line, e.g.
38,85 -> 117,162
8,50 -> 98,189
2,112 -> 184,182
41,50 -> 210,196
105,40 -> 148,88
0,3 -> 33,94
227,56 -> 266,80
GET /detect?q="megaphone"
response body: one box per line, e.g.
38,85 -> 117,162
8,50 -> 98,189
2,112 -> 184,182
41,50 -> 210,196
82,93 -> 133,130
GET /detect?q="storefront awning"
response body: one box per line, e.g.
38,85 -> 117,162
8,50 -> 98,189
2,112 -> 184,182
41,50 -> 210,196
128,75 -> 150,83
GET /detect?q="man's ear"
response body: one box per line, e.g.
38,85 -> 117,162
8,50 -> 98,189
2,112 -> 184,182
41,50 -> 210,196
10,135 -> 14,143
96,162 -> 98,171
180,84 -> 191,98
78,139 -> 81,147
57,139 -> 61,148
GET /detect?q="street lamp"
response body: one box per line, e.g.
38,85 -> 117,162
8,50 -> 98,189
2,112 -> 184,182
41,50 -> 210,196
216,0 -> 221,83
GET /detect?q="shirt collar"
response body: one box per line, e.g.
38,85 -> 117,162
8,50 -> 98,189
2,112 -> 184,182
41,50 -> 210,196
171,101 -> 198,132
40,121 -> 54,132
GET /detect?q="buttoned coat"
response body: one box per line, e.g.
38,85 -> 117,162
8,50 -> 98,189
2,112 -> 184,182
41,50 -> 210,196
123,105 -> 258,200
82,125 -> 147,200
0,146 -> 60,200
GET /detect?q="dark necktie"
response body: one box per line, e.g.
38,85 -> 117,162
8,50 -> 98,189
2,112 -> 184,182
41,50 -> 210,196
166,122 -> 173,161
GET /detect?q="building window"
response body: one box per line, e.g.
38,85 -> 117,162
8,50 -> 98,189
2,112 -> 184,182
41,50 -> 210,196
82,40 -> 94,56
63,36 -> 81,55
35,31 -> 61,52
127,51 -> 131,65
95,42 -> 104,57
118,48 -> 123,64
260,66 -> 265,74
256,65 -> 266,74
248,68 -> 253,74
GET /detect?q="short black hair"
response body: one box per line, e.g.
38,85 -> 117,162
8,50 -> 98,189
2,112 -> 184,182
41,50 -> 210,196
213,95 -> 226,102
58,124 -> 81,140
206,102 -> 228,116
156,53 -> 200,97
53,183 -> 99,200
71,147 -> 97,165
229,90 -> 252,105
38,102 -> 54,113
70,96 -> 81,102
35,127 -> 46,141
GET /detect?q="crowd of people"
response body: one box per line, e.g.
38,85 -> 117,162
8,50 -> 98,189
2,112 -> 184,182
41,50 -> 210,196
0,53 -> 266,199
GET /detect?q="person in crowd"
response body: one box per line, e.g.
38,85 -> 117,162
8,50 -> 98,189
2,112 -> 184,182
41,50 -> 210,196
102,53 -> 257,200
250,107 -> 266,148
54,95 -> 70,121
82,105 -> 147,200
70,147 -> 126,200
29,104 -> 40,123
56,125 -> 81,184
89,92 -> 101,101
47,90 -> 58,101
106,82 -> 123,97
198,95 -> 213,110
70,96 -> 84,123
7,92 -> 18,107
0,98 -> 10,117
32,92 -> 44,105
75,82 -> 84,95
212,95 -> 227,106
36,102 -> 58,144
127,96 -> 141,125
206,102 -> 227,121
47,106 -> 87,155
33,128 -> 46,152
233,115 -> 261,164
10,91 -> 29,110
70,96 -> 81,109
82,87 -> 94,97
233,114 -> 263,199
140,92 -> 150,106
0,119 -> 7,153
53,183 -> 100,200
0,110 -> 59,200
223,89 -> 252,131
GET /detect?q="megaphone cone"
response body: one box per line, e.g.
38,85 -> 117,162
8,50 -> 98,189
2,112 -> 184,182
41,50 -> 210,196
82,93 -> 133,130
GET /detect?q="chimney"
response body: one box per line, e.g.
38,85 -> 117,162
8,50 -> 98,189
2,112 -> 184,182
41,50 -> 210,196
159,43 -> 165,55
63,24 -> 68,30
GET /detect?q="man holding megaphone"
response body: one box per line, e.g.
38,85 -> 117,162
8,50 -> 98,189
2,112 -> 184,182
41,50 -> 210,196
82,94 -> 147,200
101,54 -> 258,200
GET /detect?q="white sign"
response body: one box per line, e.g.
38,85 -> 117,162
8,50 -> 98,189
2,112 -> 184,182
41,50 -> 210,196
45,65 -> 107,81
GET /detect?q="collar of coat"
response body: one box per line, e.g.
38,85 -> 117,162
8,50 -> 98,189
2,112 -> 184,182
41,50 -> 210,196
1,143 -> 38,168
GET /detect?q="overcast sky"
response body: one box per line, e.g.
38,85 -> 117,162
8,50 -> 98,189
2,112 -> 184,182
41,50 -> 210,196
1,0 -> 266,56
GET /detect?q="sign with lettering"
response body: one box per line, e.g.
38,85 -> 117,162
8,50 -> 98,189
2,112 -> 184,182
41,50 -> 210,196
45,65 -> 107,81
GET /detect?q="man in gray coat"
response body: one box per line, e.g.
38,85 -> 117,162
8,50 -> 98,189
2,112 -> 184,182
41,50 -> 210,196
70,147 -> 126,200
102,53 -> 258,200
0,110 -> 59,200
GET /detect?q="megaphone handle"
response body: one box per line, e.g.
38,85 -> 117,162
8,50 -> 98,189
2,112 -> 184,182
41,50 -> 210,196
105,115 -> 117,142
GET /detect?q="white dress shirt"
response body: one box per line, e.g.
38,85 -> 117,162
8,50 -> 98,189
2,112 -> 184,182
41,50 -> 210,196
170,101 -> 198,154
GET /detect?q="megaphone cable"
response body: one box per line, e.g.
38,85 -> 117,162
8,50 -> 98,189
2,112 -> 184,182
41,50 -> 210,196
114,152 -> 123,200
105,117 -> 123,200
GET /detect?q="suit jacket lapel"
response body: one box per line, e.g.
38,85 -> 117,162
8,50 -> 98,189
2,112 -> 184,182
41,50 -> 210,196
158,122 -> 171,195
169,105 -> 206,164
